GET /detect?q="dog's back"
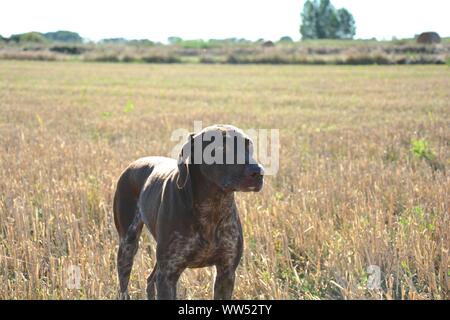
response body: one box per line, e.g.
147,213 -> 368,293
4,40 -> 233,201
113,157 -> 170,238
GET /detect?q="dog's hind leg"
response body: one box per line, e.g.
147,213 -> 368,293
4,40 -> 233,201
155,263 -> 184,300
146,262 -> 158,299
117,211 -> 143,300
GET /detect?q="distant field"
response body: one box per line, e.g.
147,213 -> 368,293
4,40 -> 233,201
0,61 -> 449,299
2,38 -> 450,65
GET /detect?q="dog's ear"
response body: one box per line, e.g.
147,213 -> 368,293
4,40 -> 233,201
176,132 -> 195,189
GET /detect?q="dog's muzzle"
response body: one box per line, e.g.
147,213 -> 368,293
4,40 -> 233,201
240,164 -> 264,192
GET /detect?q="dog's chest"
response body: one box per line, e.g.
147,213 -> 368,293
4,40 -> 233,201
186,199 -> 241,268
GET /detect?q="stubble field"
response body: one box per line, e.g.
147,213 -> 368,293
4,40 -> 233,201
0,61 -> 449,299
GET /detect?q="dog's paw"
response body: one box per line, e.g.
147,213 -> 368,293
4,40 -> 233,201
118,291 -> 130,300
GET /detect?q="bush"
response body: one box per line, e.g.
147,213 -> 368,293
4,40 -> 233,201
199,56 -> 220,64
44,31 -> 83,43
228,53 -> 298,64
50,45 -> 87,55
226,54 -> 241,64
141,54 -> 180,63
339,54 -> 391,65
279,36 -> 294,43
121,55 -> 139,63
99,38 -> 128,45
411,139 -> 435,162
10,32 -> 48,43
180,39 -> 210,49
410,138 -> 444,172
0,51 -> 59,61
128,39 -> 155,47
168,36 -> 183,44
89,54 -> 121,63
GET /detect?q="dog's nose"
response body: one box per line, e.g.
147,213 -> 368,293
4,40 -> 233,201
245,164 -> 264,178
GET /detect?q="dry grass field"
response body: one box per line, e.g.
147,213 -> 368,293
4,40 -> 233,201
0,60 -> 449,300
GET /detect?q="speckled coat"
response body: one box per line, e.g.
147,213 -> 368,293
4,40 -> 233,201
113,125 -> 263,300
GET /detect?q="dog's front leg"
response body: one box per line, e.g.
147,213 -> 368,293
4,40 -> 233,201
213,266 -> 236,300
155,264 -> 183,300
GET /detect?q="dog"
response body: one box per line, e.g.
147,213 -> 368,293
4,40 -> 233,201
113,124 -> 264,299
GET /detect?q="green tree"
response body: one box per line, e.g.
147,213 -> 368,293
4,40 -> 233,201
300,0 -> 318,39
167,36 -> 182,44
44,31 -> 82,43
300,0 -> 356,39
317,0 -> 338,38
279,36 -> 294,43
336,8 -> 356,39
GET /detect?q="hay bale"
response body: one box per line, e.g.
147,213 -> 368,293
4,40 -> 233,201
416,32 -> 441,44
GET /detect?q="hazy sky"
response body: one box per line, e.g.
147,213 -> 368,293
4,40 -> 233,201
1,0 -> 449,41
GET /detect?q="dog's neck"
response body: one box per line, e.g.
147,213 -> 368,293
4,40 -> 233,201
189,165 -> 235,219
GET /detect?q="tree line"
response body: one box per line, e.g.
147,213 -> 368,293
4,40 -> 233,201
300,0 -> 356,40
2,1 -> 357,44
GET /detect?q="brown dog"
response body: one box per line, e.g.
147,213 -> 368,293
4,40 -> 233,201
113,124 -> 264,299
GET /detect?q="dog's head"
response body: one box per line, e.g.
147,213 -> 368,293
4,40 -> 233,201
177,124 -> 264,193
